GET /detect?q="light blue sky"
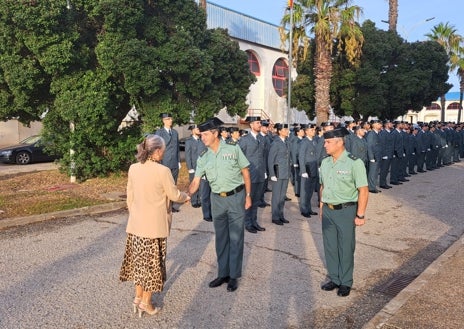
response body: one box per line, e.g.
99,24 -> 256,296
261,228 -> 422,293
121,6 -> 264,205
210,0 -> 463,92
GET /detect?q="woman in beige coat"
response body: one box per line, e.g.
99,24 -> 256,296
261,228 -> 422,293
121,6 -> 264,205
120,134 -> 189,317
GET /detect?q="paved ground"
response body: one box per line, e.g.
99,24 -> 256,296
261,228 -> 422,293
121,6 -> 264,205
0,161 -> 58,176
0,162 -> 463,328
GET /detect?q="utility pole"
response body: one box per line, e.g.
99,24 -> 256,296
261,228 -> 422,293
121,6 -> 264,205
286,0 -> 294,125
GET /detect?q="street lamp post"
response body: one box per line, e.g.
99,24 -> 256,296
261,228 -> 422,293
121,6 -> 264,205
402,17 -> 435,40
286,0 -> 294,125
381,17 -> 435,40
65,0 -> 76,183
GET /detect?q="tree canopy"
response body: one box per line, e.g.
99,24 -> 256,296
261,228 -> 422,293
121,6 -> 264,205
0,0 -> 255,180
291,20 -> 451,121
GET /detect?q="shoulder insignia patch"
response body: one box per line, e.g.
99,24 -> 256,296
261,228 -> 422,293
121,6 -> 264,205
199,149 -> 208,157
226,140 -> 237,145
348,153 -> 358,160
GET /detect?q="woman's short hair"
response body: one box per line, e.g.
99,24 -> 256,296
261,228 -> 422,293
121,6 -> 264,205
136,134 -> 165,163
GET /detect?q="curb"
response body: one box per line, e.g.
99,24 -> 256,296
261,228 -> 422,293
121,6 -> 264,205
0,201 -> 126,231
362,234 -> 464,329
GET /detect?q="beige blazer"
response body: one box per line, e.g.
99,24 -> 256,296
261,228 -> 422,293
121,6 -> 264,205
126,161 -> 188,239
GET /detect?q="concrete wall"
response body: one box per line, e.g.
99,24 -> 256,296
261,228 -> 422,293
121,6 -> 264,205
237,40 -> 301,124
0,120 -> 42,148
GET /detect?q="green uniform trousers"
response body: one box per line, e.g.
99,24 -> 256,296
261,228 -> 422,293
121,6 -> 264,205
322,204 -> 357,287
211,190 -> 245,279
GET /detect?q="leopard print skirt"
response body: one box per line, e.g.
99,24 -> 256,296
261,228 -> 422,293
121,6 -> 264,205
119,233 -> 167,293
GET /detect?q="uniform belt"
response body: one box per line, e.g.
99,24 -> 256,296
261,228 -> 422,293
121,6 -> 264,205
324,202 -> 357,210
216,184 -> 244,197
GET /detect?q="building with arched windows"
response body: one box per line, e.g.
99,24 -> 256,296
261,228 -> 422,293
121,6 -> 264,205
203,1 -> 301,125
402,92 -> 463,123
202,1 -> 463,125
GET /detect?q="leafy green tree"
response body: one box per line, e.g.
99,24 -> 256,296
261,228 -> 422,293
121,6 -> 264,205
0,0 -> 254,180
354,21 -> 450,120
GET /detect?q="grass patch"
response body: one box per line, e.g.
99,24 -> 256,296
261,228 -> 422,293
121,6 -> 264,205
0,162 -> 190,219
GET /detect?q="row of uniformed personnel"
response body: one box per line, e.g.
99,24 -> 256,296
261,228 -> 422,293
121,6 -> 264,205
155,113 -> 367,295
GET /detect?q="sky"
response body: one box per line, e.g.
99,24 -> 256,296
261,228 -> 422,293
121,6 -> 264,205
210,0 -> 463,92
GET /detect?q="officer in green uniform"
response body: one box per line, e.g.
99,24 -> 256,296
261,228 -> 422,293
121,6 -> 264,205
319,127 -> 369,297
188,117 -> 251,292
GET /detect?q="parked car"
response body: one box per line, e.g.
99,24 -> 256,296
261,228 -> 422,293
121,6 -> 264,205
0,135 -> 58,165
179,137 -> 188,151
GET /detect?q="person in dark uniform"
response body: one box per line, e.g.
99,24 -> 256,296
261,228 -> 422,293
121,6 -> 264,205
219,126 -> 230,143
319,127 -> 368,297
259,120 -> 272,203
379,120 -> 394,188
290,125 -> 305,198
185,124 -> 212,221
238,116 -> 266,233
268,123 -> 291,225
154,113 -> 181,183
349,125 -> 368,166
185,124 -> 203,208
366,120 -> 382,193
298,124 -> 318,218
408,126 -> 419,174
188,117 -> 251,292
343,120 -> 356,153
416,123 -> 431,172
316,122 -> 335,166
228,127 -> 241,143
390,121 -> 406,185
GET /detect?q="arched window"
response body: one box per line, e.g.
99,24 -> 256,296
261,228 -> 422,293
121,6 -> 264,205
272,58 -> 288,97
425,103 -> 441,110
447,102 -> 460,110
247,51 -> 260,76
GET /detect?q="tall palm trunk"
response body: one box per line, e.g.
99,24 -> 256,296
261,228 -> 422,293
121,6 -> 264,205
440,95 -> 446,122
199,0 -> 206,10
388,0 -> 398,32
314,42 -> 332,124
458,70 -> 464,123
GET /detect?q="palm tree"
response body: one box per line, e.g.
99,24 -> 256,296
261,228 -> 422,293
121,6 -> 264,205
199,0 -> 206,10
387,0 -> 398,32
426,22 -> 462,122
281,0 -> 364,124
456,48 -> 464,123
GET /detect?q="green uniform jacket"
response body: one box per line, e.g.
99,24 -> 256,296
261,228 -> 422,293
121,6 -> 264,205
195,142 -> 250,193
320,150 -> 368,204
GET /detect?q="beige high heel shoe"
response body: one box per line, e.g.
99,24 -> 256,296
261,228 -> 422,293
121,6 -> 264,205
137,302 -> 160,318
132,297 -> 142,314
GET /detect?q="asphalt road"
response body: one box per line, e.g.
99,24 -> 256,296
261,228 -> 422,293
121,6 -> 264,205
0,162 -> 463,328
0,161 -> 58,176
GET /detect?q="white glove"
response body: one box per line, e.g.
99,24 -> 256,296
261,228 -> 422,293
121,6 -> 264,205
403,153 -> 406,157
301,173 -> 309,178
178,162 -> 182,169
412,153 -> 415,155
264,173 -> 268,179
188,169 -> 195,174
270,176 -> 277,182
293,164 -> 299,168
427,148 -> 431,151
369,159 -> 375,163
382,156 -> 388,160
201,176 -> 206,180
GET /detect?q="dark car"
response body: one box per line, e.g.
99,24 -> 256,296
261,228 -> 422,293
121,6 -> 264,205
179,137 -> 188,151
0,135 -> 58,165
